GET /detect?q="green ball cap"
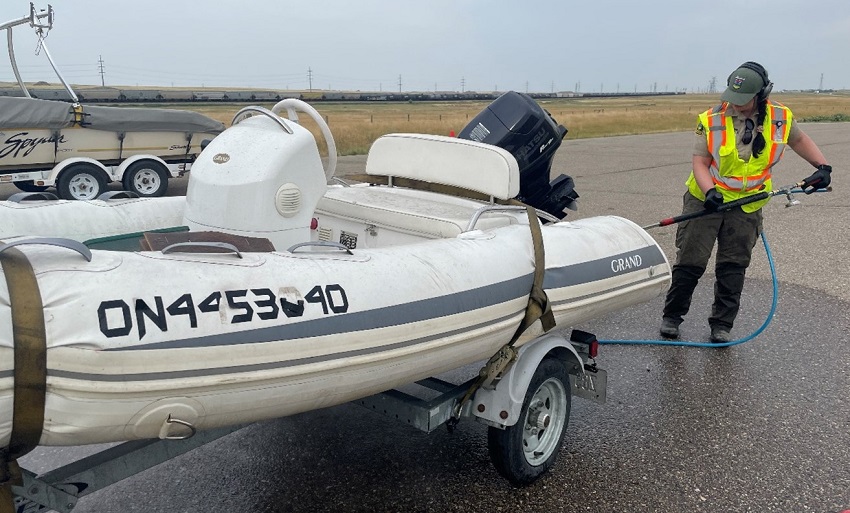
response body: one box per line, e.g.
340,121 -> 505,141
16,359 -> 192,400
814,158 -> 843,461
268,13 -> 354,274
721,66 -> 765,105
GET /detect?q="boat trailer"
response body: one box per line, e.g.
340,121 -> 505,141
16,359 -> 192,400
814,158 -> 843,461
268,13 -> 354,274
7,331 -> 605,512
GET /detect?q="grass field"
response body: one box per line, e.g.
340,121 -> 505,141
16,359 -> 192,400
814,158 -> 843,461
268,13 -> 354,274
160,93 -> 850,156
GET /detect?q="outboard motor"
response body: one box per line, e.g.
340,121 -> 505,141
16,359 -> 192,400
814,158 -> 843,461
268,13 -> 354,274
458,91 -> 578,219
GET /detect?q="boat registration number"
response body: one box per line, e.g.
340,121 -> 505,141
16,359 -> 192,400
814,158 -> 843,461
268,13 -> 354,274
570,367 -> 607,404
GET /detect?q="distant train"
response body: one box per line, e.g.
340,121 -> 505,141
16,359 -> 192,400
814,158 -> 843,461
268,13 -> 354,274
0,85 -> 684,103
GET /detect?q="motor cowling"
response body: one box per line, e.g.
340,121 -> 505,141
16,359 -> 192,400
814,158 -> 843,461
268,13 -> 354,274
458,91 -> 578,219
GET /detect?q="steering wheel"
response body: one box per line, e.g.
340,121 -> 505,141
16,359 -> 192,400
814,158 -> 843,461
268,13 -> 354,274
274,99 -> 338,181
230,99 -> 338,181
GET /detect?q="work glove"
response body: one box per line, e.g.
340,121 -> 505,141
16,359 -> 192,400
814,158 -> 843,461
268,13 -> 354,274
801,164 -> 832,194
703,189 -> 724,212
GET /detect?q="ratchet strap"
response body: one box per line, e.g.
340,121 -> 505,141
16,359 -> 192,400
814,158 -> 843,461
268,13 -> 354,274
0,244 -> 47,512
452,204 -> 555,418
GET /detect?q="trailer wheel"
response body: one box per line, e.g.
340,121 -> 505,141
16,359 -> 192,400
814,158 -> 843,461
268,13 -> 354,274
487,357 -> 571,486
13,180 -> 50,193
122,160 -> 169,197
57,164 -> 107,200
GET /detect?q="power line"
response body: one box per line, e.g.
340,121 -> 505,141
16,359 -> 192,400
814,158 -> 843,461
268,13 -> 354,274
98,55 -> 105,86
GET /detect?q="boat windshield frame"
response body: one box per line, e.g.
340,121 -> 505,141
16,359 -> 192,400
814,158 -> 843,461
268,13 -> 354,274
2,3 -> 79,103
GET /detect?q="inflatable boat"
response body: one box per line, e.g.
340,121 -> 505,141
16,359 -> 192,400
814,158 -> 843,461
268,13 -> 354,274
0,95 -> 671,451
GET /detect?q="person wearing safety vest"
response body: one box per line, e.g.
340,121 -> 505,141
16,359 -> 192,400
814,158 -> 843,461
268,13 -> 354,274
660,61 -> 833,343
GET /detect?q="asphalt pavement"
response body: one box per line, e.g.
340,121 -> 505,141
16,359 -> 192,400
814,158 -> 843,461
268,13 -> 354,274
7,122 -> 850,513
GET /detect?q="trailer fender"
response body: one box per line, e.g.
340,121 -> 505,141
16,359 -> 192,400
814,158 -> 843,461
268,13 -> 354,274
471,333 -> 584,428
116,154 -> 169,177
46,157 -> 112,185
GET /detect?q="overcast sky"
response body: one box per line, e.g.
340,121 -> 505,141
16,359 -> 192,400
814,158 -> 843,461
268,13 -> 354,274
3,0 -> 850,93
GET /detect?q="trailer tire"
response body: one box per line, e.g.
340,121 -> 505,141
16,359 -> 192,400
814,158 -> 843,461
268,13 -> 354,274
487,357 -> 571,486
122,160 -> 169,197
57,164 -> 107,200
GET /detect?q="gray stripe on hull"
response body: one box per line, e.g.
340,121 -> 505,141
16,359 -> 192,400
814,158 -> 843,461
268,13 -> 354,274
47,269 -> 670,383
0,370 -> 11,379
31,245 -> 667,383
103,245 -> 666,353
543,245 -> 666,289
105,273 -> 535,351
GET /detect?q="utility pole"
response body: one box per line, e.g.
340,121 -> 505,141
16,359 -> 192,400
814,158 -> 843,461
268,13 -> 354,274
308,67 -> 313,91
819,73 -> 824,90
98,55 -> 105,86
525,81 -> 529,93
398,74 -> 402,93
461,77 -> 465,93
709,76 -> 717,94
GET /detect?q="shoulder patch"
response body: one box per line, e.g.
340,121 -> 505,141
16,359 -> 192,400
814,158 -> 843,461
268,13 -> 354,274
695,122 -> 705,136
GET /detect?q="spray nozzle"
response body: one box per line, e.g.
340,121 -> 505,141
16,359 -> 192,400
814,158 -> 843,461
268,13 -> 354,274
784,191 -> 801,208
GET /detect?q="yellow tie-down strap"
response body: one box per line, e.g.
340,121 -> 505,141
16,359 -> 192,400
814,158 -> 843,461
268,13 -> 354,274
0,243 -> 47,512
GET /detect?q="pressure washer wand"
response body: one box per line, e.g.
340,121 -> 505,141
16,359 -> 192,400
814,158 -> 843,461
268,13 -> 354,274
641,180 -> 827,230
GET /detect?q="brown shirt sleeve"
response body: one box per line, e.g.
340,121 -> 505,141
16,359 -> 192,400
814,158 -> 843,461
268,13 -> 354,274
693,119 -> 711,157
786,118 -> 802,144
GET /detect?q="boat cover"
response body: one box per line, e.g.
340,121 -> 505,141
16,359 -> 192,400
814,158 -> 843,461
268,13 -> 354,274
0,96 -> 225,133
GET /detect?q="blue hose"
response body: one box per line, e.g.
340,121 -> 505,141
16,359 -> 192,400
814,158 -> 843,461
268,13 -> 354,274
598,231 -> 778,348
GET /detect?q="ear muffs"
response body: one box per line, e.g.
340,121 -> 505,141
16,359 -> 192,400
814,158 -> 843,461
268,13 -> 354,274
727,61 -> 773,100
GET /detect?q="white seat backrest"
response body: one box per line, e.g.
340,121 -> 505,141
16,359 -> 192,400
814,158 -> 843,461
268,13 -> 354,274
365,133 -> 520,200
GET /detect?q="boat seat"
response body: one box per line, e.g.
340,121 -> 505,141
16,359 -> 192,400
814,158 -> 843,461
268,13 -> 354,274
316,134 -> 523,239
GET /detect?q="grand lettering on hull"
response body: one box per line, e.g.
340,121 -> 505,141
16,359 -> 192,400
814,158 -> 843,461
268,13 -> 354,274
610,254 -> 643,273
97,284 -> 348,339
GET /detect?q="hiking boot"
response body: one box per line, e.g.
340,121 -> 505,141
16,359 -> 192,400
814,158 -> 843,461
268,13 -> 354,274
659,319 -> 680,339
710,328 -> 732,343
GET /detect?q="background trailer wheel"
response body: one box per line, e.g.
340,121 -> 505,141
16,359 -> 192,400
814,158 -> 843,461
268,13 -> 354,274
487,357 -> 571,486
57,164 -> 107,200
122,160 -> 169,197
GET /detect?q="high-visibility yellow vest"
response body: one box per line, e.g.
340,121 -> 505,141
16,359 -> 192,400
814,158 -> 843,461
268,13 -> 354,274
687,101 -> 792,212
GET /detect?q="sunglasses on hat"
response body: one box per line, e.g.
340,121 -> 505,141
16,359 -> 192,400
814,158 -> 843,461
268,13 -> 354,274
742,119 -> 755,145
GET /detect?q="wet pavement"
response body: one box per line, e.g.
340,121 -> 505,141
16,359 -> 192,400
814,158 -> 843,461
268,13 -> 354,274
7,122 -> 850,512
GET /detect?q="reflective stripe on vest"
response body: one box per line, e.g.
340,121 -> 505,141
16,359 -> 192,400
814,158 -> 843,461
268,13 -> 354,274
702,101 -> 791,192
766,103 -> 789,167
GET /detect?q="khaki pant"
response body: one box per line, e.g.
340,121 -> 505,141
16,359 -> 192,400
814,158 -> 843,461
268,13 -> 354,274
662,191 -> 763,330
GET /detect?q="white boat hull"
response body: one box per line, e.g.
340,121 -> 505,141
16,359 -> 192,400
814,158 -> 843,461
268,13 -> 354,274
0,196 -> 185,243
0,216 -> 669,446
